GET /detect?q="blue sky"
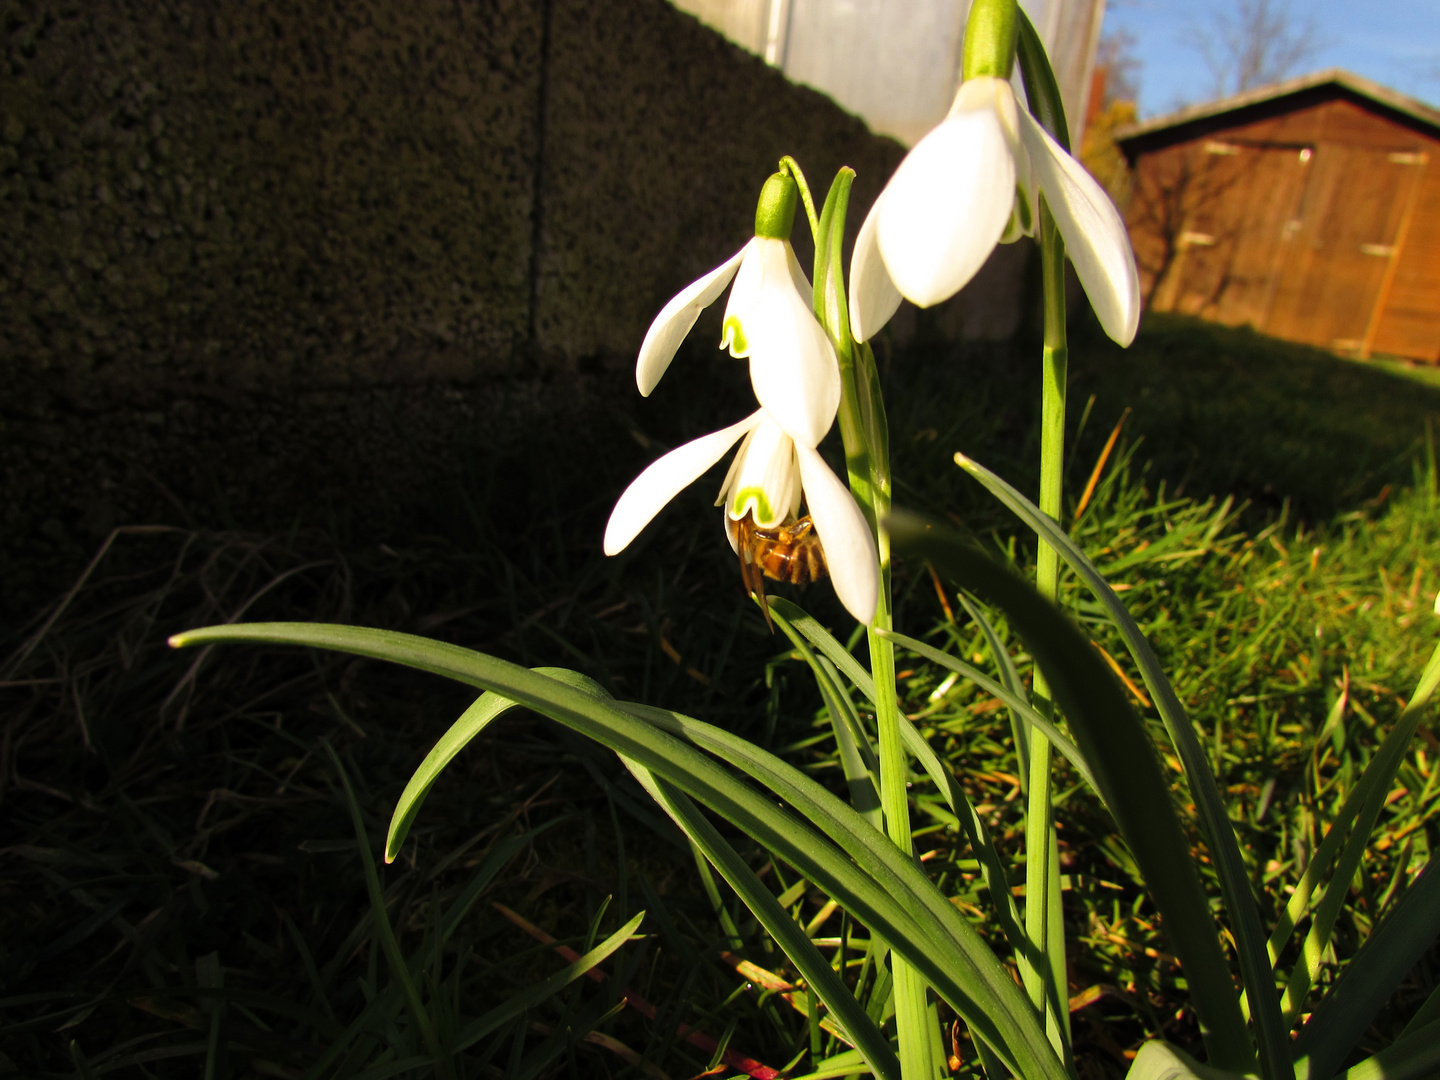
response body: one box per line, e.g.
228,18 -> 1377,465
1102,0 -> 1440,117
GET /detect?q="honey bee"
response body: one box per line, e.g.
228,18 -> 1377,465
726,512 -> 828,629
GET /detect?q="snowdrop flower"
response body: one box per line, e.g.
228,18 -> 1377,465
604,172 -> 879,625
848,74 -> 1140,347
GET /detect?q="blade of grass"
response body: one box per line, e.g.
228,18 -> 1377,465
451,912 -> 644,1053
300,984 -> 404,1080
197,952 -> 225,1080
322,742 -> 445,1073
956,591 -> 1032,786
690,835 -> 746,954
880,629 -> 1095,793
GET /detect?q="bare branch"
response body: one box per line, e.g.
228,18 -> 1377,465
1097,28 -> 1142,105
1180,0 -> 1325,101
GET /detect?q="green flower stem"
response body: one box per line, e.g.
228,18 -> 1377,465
1025,198 -> 1072,1060
809,163 -> 930,1077
780,155 -> 821,244
867,421 -> 934,1080
852,301 -> 928,1080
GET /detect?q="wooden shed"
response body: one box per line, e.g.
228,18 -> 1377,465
1116,70 -> 1440,361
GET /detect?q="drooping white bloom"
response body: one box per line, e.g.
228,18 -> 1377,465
849,75 -> 1141,347
605,237 -> 879,625
638,236 -> 840,449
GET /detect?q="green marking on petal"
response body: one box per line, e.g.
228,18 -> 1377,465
729,487 -> 773,524
721,315 -> 749,358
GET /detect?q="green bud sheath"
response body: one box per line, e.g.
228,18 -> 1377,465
753,171 -> 798,240
961,0 -> 1018,80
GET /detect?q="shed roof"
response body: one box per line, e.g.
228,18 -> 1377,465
1115,69 -> 1440,148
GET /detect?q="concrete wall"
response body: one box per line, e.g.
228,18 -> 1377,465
1,0 -> 908,611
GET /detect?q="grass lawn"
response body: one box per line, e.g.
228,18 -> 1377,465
3,314 -> 1437,1078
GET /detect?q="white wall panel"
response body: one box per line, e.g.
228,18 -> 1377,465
671,0 -> 1107,146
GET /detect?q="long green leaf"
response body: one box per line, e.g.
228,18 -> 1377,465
954,455 -> 1285,1078
788,1048 -> 871,1080
888,514 -> 1254,1074
1399,979 -> 1440,1039
1014,7 -> 1070,150
385,667 -> 603,862
1278,788 -> 1391,1024
818,654 -> 885,827
1292,857 -> 1440,1079
1326,1017 -> 1440,1080
613,702 -> 1059,1080
622,758 -> 902,1080
169,623 -> 1066,1080
1270,640 -> 1440,966
768,602 -> 883,827
765,596 -> 876,701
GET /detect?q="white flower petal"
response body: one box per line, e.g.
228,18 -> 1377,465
604,410 -> 765,555
719,238 -> 767,357
1018,110 -> 1140,346
637,243 -> 750,395
723,511 -> 741,554
785,241 -> 812,300
877,81 -> 1017,308
719,414 -> 800,529
714,424 -> 756,516
1001,149 -> 1037,243
796,446 -> 878,625
848,191 -> 904,342
746,284 -> 841,449
722,239 -> 840,449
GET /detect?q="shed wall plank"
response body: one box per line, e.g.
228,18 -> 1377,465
1123,84 -> 1440,362
1373,160 -> 1440,360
